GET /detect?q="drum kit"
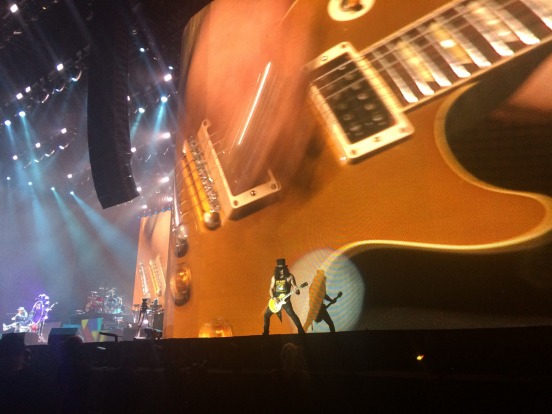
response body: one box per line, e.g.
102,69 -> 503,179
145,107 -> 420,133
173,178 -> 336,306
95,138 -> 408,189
84,287 -> 125,314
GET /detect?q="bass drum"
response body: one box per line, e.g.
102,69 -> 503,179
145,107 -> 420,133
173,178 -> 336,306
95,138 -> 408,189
85,297 -> 103,313
29,301 -> 45,324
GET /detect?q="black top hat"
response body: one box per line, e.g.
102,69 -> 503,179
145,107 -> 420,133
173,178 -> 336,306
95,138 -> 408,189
276,258 -> 287,267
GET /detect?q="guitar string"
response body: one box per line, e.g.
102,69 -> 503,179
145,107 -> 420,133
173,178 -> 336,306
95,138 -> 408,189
312,0 -> 550,106
362,0 -> 547,89
174,0 -> 551,222
318,0 -> 540,82
173,0 -> 541,219
314,2 -> 548,111
175,130 -> 227,220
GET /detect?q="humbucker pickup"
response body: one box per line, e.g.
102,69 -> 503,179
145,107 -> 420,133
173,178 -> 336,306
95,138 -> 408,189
306,42 -> 414,163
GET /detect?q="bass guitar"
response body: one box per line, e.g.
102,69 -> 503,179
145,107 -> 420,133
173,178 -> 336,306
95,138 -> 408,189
269,282 -> 309,314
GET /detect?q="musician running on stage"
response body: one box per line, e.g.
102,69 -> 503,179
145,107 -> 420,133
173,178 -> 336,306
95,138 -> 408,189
263,258 -> 305,335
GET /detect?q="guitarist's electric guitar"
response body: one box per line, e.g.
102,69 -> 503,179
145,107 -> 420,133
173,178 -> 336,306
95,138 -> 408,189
315,292 -> 343,323
269,282 -> 309,314
166,0 -> 552,338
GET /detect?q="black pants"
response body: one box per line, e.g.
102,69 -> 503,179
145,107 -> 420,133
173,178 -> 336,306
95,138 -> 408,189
263,300 -> 305,334
315,307 -> 335,332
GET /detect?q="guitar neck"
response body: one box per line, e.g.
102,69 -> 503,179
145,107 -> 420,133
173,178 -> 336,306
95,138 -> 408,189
359,0 -> 552,110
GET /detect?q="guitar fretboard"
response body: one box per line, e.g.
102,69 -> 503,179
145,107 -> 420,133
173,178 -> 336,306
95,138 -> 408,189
362,0 -> 552,109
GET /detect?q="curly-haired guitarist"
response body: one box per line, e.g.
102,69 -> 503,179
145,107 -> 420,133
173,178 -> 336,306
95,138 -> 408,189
263,258 -> 306,335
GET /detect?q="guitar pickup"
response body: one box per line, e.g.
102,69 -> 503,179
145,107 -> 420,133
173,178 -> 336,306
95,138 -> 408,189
182,120 -> 281,227
305,42 -> 414,163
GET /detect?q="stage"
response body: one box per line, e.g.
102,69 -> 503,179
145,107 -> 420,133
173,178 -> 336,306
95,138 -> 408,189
12,326 -> 552,412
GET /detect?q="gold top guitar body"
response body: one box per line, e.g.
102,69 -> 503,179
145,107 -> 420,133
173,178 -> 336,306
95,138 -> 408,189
269,282 -> 309,314
165,0 -> 552,338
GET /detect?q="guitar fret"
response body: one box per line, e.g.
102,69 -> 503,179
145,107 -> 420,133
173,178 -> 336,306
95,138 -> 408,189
368,49 -> 420,104
520,0 -> 552,30
425,21 -> 473,79
488,0 -> 540,45
503,1 -> 552,45
435,15 -> 492,68
353,0 -> 552,111
403,31 -> 453,88
393,39 -> 437,96
461,2 -> 515,57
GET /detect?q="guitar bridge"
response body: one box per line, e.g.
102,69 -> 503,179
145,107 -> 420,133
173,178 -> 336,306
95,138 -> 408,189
306,42 -> 414,163
182,120 -> 281,227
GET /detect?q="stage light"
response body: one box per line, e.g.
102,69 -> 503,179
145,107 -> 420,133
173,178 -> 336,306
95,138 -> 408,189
16,92 -> 23,100
10,4 -> 18,13
54,79 -> 66,92
131,147 -> 137,153
160,176 -> 170,184
138,107 -> 145,113
25,86 -> 31,93
12,155 -> 18,161
160,132 -> 171,139
61,128 -> 67,134
35,143 -> 41,148
68,67 -> 82,82
6,177 -> 11,181
164,74 -> 172,82
38,88 -> 50,103
136,186 -> 142,192
18,111 -> 25,117
67,173 -> 73,179
51,187 -> 55,191
56,63 -> 64,71
4,120 -> 11,126
28,182 -> 32,186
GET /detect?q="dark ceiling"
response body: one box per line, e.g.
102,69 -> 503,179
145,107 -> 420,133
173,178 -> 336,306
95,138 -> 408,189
0,0 -> 211,210
0,0 -> 210,105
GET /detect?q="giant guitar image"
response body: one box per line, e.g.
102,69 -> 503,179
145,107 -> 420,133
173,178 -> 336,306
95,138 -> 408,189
164,0 -> 552,338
